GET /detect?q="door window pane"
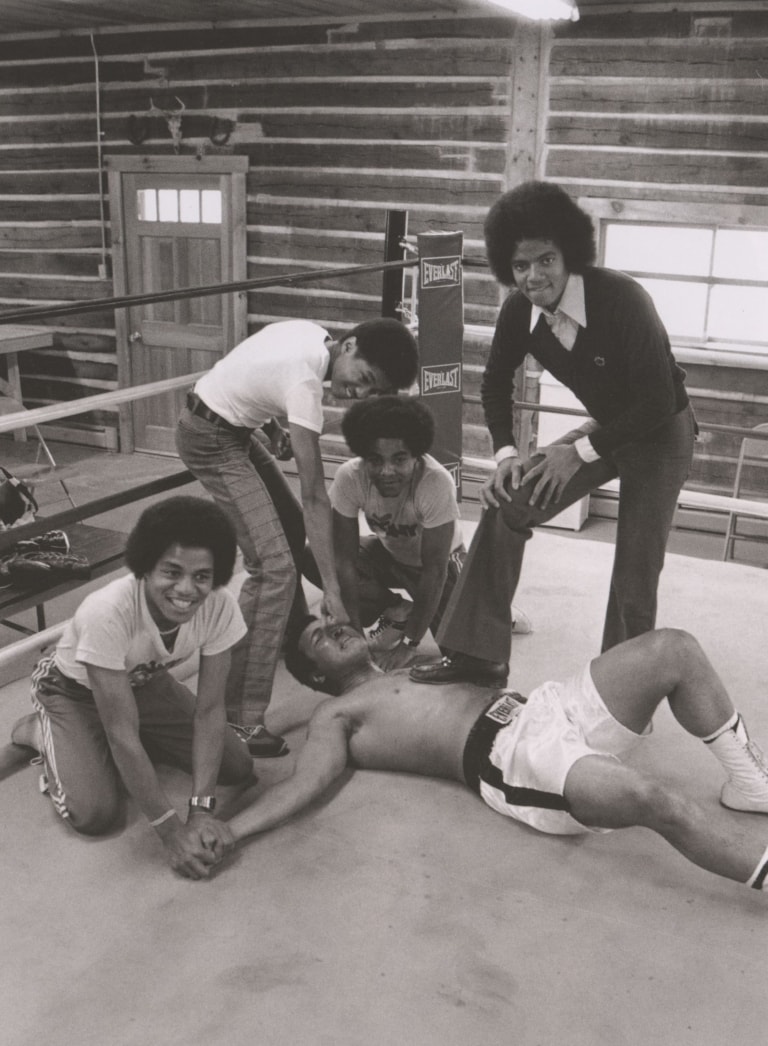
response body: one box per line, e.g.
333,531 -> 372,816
137,189 -> 157,222
201,190 -> 222,224
179,190 -> 200,223
136,186 -> 222,225
157,189 -> 179,222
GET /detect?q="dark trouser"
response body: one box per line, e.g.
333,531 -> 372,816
436,406 -> 696,663
176,409 -> 309,727
355,535 -> 465,648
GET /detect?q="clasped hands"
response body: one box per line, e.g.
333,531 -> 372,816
162,812 -> 234,880
480,443 -> 582,512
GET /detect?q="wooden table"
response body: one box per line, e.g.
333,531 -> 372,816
0,324 -> 55,441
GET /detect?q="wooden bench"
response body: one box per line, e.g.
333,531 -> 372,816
0,468 -> 196,636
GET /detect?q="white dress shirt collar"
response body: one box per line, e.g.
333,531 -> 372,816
529,273 -> 587,338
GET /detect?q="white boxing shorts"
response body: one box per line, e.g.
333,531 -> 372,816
462,663 -> 648,835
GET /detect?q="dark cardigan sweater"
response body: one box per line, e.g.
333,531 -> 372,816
481,267 -> 689,460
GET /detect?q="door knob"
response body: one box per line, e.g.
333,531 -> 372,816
128,331 -> 142,342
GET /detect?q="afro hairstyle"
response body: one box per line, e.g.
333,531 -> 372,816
341,395 -> 435,459
124,495 -> 238,587
484,180 -> 596,286
346,318 -> 419,390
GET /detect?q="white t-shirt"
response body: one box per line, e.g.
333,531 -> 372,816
330,454 -> 463,568
53,574 -> 247,690
194,320 -> 330,433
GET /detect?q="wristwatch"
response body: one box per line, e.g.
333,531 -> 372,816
188,795 -> 217,813
402,636 -> 420,648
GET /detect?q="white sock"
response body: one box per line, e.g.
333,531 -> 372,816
701,711 -> 739,744
746,844 -> 768,890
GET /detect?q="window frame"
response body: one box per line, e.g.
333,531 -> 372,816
579,197 -> 768,367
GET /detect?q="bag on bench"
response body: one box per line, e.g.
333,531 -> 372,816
0,465 -> 38,529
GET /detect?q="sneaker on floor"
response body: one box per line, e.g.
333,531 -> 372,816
231,724 -> 290,758
367,597 -> 413,652
367,616 -> 407,653
511,606 -> 532,635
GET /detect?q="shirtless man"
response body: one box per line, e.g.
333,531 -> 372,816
214,618 -> 768,893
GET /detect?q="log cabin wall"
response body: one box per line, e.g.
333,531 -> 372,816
0,2 -> 765,524
0,12 -> 516,449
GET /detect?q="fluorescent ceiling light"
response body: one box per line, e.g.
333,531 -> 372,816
484,0 -> 579,21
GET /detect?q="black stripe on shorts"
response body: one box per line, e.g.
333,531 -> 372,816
462,695 -> 571,812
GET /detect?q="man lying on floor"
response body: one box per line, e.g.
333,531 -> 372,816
203,617 -> 768,893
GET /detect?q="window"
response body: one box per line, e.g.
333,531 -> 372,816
137,188 -> 222,224
582,199 -> 768,358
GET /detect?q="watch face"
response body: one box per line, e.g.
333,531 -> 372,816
190,796 -> 216,812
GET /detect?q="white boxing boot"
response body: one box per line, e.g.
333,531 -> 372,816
704,713 -> 768,814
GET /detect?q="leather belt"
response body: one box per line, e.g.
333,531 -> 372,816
186,393 -> 251,434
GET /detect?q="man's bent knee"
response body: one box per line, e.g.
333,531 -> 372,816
65,795 -> 122,836
640,628 -> 703,676
566,758 -> 668,831
632,779 -> 701,841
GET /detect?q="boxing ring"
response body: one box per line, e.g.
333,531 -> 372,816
1,223 -> 767,1046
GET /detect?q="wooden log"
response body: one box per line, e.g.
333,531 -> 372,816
164,42 -> 513,82
247,170 -> 502,205
547,151 -> 768,187
547,116 -> 768,153
0,275 -> 112,300
0,251 -> 99,277
549,80 -> 768,116
550,40 -> 768,80
0,223 -> 107,249
234,140 -> 507,175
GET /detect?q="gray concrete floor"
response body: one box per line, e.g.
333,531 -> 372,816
1,440 -> 767,1046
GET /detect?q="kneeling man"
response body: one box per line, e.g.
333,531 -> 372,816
331,395 -> 529,673
10,497 -> 256,879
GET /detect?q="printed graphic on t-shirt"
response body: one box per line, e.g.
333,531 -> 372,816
366,512 -> 418,540
128,659 -> 182,688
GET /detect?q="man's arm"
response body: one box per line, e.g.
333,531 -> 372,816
227,701 -> 351,844
290,422 -> 348,623
333,509 -> 362,632
186,649 -> 236,853
86,664 -> 215,879
403,521 -> 453,644
375,522 -> 454,671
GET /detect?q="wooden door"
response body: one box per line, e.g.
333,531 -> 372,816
107,157 -> 247,454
